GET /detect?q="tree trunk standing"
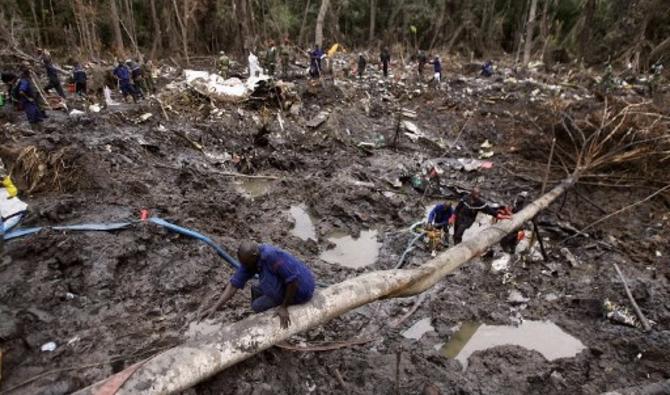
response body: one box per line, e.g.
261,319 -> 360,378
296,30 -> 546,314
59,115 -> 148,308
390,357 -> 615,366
314,0 -> 330,48
149,0 -> 162,59
428,1 -> 447,52
109,0 -> 125,55
522,0 -> 538,67
368,0 -> 376,46
234,0 -> 252,53
578,0 -> 595,63
172,0 -> 190,64
28,0 -> 41,48
298,0 -> 312,47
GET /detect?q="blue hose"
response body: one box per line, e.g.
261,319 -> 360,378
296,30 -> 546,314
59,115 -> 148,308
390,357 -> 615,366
148,217 -> 241,269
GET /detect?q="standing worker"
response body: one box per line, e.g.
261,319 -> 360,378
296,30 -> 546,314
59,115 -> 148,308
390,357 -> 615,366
39,50 -> 65,98
199,241 -> 316,329
113,61 -> 140,103
72,63 -> 87,97
279,38 -> 291,79
380,47 -> 391,78
432,55 -> 442,85
500,192 -> 528,254
142,60 -> 156,94
417,50 -> 427,81
127,59 -> 146,98
16,66 -> 46,131
453,187 -> 509,245
218,51 -> 231,79
357,53 -> 367,79
309,45 -> 324,78
264,40 -> 277,76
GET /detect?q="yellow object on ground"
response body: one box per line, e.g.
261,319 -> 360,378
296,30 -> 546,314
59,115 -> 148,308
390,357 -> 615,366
2,176 -> 17,198
327,43 -> 346,57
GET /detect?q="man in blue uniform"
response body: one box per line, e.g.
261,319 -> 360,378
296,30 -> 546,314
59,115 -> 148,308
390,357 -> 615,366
72,63 -> 87,97
16,67 -> 46,131
113,61 -> 140,103
309,45 -> 324,78
40,52 -> 65,98
201,241 -> 316,328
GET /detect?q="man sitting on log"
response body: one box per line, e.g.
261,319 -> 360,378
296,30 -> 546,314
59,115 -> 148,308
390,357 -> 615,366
201,241 -> 316,328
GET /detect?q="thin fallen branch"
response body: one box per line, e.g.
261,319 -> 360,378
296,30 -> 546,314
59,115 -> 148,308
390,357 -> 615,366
210,170 -> 279,180
73,178 -> 575,394
389,293 -> 428,328
612,262 -> 652,332
275,338 -> 375,352
562,184 -> 670,244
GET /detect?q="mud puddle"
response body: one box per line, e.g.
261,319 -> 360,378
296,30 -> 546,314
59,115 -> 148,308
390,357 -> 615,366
289,204 -> 317,241
319,230 -> 381,268
441,320 -> 585,369
234,178 -> 274,198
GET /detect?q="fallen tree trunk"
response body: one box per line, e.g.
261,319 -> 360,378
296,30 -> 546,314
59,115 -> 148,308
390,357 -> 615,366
74,177 -> 575,394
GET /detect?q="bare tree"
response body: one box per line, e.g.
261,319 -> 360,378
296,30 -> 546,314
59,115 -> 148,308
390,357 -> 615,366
298,0 -> 312,47
149,0 -> 161,59
314,0 -> 329,48
368,0 -> 376,46
109,0 -> 124,55
522,0 -> 538,67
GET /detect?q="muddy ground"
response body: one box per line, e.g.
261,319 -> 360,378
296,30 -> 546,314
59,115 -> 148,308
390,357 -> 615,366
1,58 -> 669,394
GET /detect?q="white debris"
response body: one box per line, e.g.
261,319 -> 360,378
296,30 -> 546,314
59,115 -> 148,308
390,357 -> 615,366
69,109 -> 85,118
103,86 -> 120,106
491,253 -> 511,272
184,68 -> 269,103
41,341 -> 57,352
507,290 -> 530,305
88,103 -> 101,113
137,113 -> 153,123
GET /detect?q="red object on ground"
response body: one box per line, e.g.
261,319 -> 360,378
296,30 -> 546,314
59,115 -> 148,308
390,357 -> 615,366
67,83 -> 75,93
140,209 -> 149,221
517,230 -> 525,241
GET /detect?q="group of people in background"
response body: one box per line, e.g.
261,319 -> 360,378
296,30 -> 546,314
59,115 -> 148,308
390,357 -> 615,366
0,48 -> 157,130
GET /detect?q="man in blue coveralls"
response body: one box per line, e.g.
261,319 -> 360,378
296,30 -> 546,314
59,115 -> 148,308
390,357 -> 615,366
201,241 -> 315,328
113,61 -> 140,103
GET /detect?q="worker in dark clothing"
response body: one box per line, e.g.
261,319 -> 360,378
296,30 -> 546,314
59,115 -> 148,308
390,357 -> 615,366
126,59 -> 146,98
453,187 -> 508,245
113,62 -> 140,103
500,192 -> 528,253
1,71 -> 19,121
432,56 -> 442,84
427,202 -> 454,233
417,50 -> 427,80
200,241 -> 316,329
481,60 -> 494,77
72,63 -> 87,97
39,52 -> 65,98
380,47 -> 391,77
309,46 -> 324,78
357,53 -> 367,78
16,67 -> 46,131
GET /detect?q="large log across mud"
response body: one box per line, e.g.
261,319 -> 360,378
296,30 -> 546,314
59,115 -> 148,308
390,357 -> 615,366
74,178 -> 575,394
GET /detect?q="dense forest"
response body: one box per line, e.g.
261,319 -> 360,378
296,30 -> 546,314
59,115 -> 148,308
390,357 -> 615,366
0,0 -> 669,69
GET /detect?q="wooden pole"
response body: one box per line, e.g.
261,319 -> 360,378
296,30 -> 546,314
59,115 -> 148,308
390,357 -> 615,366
73,178 -> 575,394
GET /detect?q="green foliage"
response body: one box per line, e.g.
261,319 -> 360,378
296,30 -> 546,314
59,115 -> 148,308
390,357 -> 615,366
0,0 -> 667,66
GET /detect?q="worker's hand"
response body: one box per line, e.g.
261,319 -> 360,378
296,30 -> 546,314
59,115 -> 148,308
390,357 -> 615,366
517,230 -> 525,241
448,214 -> 456,225
276,306 -> 291,329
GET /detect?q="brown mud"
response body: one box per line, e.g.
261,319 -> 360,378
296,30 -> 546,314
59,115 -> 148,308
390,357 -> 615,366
1,59 -> 669,394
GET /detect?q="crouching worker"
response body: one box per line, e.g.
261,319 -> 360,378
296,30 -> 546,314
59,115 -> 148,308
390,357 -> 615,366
201,241 -> 315,328
453,187 -> 510,245
426,201 -> 454,249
